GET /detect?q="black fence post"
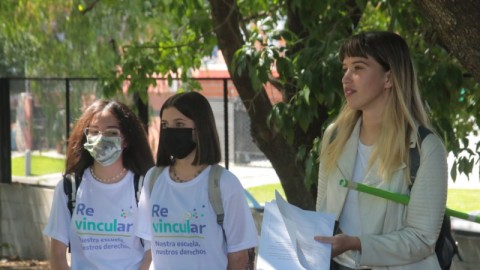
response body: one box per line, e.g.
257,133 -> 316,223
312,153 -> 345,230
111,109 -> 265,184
65,78 -> 71,140
63,78 -> 71,153
223,79 -> 229,170
0,78 -> 12,184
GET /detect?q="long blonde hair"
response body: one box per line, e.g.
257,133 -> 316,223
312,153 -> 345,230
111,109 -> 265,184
321,31 -> 430,182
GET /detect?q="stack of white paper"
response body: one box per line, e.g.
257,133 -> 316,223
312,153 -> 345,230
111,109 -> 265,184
256,191 -> 335,270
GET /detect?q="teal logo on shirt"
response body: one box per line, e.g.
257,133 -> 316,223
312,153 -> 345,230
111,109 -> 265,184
152,204 -> 208,237
75,203 -> 134,234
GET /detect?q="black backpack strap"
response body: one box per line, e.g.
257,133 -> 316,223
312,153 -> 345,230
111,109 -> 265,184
409,126 -> 432,186
63,173 -> 82,217
409,126 -> 462,266
63,175 -> 73,216
63,173 -> 82,253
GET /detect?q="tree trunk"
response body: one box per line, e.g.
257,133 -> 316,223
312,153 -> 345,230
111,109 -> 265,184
415,0 -> 480,84
208,0 -> 315,209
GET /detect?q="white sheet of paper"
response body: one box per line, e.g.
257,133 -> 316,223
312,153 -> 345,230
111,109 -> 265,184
256,191 -> 335,270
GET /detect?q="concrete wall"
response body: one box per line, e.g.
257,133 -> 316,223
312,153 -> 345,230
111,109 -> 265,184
451,231 -> 480,270
0,183 -> 53,259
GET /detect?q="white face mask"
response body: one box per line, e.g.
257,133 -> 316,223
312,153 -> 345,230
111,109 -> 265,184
83,135 -> 122,166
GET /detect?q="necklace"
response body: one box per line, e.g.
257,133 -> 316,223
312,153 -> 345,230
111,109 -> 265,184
171,165 -> 205,183
90,167 -> 126,183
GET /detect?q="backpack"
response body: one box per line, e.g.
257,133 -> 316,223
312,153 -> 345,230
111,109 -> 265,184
63,172 -> 144,251
409,126 -> 462,270
148,164 -> 255,270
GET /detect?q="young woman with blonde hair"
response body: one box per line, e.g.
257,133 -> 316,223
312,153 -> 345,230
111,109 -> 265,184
314,31 -> 448,269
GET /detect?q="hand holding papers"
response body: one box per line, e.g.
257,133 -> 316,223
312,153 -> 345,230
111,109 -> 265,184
257,191 -> 335,270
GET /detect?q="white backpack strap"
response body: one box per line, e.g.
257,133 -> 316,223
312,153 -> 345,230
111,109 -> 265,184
149,166 -> 166,194
208,164 -> 225,226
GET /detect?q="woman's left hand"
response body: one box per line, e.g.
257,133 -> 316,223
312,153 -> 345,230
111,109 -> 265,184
314,234 -> 361,257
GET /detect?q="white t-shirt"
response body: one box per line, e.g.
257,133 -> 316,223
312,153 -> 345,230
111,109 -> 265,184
336,141 -> 372,268
43,169 -> 147,270
339,141 -> 372,235
136,165 -> 258,270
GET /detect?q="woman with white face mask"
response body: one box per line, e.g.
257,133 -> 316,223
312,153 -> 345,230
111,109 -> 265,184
44,100 -> 155,270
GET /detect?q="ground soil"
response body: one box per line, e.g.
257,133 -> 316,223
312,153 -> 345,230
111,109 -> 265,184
0,258 -> 49,270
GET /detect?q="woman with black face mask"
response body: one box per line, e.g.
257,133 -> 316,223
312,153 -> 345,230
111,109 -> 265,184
136,92 -> 258,269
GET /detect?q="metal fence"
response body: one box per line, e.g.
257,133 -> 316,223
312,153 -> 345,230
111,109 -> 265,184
0,77 -> 269,185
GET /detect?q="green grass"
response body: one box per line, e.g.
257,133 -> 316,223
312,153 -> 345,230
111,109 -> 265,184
247,183 -> 285,204
247,183 -> 480,213
12,155 -> 65,176
447,189 -> 480,213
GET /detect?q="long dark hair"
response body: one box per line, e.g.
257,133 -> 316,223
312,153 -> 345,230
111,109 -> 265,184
156,92 -> 221,166
65,99 -> 154,176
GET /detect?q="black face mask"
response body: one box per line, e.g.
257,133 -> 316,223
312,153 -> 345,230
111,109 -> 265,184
162,128 -> 197,159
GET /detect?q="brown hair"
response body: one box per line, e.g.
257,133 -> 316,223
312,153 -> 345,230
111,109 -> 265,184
65,99 -> 154,176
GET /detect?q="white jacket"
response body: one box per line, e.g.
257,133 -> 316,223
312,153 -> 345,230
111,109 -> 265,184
316,120 -> 448,269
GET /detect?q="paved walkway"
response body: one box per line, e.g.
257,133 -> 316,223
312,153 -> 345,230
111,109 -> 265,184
228,164 -> 281,189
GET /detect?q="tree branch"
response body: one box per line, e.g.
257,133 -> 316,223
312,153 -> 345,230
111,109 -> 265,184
80,0 -> 101,15
414,0 -> 480,84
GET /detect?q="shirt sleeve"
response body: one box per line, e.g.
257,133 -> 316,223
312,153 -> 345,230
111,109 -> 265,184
135,167 -> 155,241
143,240 -> 151,252
43,180 -> 72,246
221,170 -> 259,253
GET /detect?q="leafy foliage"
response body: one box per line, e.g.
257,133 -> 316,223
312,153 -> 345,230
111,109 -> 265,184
3,0 -> 479,205
0,0 -> 171,77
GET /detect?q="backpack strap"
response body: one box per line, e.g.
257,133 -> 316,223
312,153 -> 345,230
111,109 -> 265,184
208,164 -> 227,242
207,164 -> 256,269
63,173 -> 81,253
132,172 -> 145,247
149,166 -> 166,194
133,173 -> 143,206
63,173 -> 82,217
409,126 -> 462,264
208,164 -> 225,227
409,126 -> 432,185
